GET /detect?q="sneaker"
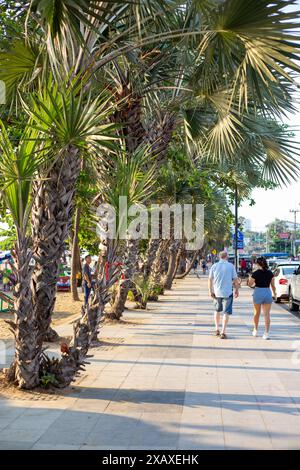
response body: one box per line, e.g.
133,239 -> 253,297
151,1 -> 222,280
263,332 -> 270,340
252,328 -> 257,337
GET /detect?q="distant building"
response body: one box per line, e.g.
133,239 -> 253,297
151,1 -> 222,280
285,220 -> 300,230
243,219 -> 252,231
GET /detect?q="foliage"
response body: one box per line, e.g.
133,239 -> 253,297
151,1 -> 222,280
39,372 -> 58,388
0,213 -> 16,250
266,218 -> 296,254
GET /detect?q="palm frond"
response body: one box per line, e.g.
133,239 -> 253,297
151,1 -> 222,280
27,80 -> 117,157
0,120 -> 44,230
198,0 -> 300,113
0,40 -> 45,100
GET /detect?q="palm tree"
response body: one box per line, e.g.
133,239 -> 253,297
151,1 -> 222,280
93,145 -> 157,320
28,83 -> 117,341
1,0 -> 300,340
0,120 -> 44,388
154,162 -> 232,291
0,0 -> 178,339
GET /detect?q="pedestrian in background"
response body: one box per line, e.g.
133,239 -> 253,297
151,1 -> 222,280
82,255 -> 93,307
248,256 -> 276,340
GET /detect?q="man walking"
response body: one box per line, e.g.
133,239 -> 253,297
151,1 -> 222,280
82,254 -> 93,307
208,251 -> 239,339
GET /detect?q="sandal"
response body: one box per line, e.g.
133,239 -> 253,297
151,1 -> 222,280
213,330 -> 220,336
220,333 -> 227,339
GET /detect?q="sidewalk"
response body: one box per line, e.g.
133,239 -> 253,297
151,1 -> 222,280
0,275 -> 300,450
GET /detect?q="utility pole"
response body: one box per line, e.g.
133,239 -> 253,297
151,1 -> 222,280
234,185 -> 238,270
289,208 -> 300,257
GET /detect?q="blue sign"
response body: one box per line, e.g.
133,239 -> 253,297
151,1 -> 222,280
233,230 -> 244,241
233,240 -> 244,249
232,230 -> 244,249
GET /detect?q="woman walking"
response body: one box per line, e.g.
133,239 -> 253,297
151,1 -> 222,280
248,257 -> 276,340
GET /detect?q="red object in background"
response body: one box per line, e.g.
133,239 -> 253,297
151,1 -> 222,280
278,232 -> 290,240
105,262 -> 124,281
57,275 -> 71,291
279,278 -> 288,285
60,342 -> 70,354
240,259 -> 247,269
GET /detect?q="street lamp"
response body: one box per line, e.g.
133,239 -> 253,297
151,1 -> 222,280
289,208 -> 300,257
234,185 -> 238,269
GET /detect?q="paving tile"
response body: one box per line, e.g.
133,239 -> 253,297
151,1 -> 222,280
0,276 -> 299,450
31,443 -> 81,450
0,441 -> 33,450
0,427 -> 46,443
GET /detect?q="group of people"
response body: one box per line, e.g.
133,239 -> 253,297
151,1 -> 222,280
208,251 -> 275,340
187,257 -> 212,275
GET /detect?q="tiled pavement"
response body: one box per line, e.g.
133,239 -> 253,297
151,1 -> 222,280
0,275 -> 300,449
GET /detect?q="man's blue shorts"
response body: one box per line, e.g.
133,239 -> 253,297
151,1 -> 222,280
214,294 -> 233,315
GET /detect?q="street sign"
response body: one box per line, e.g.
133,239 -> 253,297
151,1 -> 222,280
232,230 -> 244,249
233,241 -> 244,249
211,249 -> 217,255
233,230 -> 244,241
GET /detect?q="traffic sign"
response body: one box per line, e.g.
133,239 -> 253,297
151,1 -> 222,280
233,241 -> 244,249
233,230 -> 244,242
232,230 -> 244,249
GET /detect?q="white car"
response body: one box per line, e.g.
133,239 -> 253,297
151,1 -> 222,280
272,262 -> 300,303
268,258 -> 289,269
289,265 -> 300,312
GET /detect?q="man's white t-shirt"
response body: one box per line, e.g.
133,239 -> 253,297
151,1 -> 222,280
209,260 -> 237,298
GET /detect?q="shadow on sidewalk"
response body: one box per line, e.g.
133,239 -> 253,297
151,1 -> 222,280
58,387 -> 300,416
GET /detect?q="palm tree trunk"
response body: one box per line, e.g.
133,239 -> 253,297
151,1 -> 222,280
71,205 -> 81,302
6,236 -> 40,389
148,239 -> 169,299
86,247 -> 120,341
39,244 -> 121,388
173,242 -> 184,279
145,112 -> 175,167
163,240 -> 181,290
143,238 -> 160,279
31,146 -> 81,343
108,239 -> 139,320
176,250 -> 200,279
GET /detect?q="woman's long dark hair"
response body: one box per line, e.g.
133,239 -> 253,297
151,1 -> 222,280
256,256 -> 269,270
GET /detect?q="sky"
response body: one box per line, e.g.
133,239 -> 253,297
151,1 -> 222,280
239,0 -> 300,232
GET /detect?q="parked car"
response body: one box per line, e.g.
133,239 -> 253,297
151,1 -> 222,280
268,258 -> 291,269
289,264 -> 300,311
272,262 -> 300,303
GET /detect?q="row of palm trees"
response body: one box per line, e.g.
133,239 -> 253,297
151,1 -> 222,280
0,0 -> 300,389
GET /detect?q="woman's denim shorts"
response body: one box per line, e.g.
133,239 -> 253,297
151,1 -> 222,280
253,287 -> 273,305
